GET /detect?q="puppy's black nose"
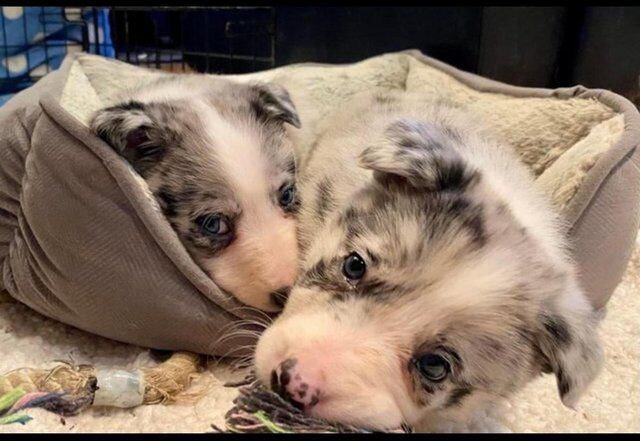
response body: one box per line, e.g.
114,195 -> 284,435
270,358 -> 305,410
270,287 -> 291,309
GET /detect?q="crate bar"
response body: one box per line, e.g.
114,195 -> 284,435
227,15 -> 234,72
270,7 -> 276,67
109,7 -> 118,61
124,9 -> 131,63
153,8 -> 160,69
0,12 -> 7,79
22,8 -> 32,76
40,7 -> 50,74
182,50 -> 273,63
205,9 -> 210,72
179,9 -> 186,71
92,7 -> 100,55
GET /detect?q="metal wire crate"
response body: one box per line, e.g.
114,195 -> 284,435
0,6 -> 276,103
107,6 -> 276,74
0,6 -> 111,102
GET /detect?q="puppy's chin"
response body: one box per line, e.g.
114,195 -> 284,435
309,396 -> 406,431
200,259 -> 293,313
232,288 -> 282,313
205,268 -> 281,312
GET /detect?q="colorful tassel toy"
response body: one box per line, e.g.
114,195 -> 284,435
212,375 -> 411,434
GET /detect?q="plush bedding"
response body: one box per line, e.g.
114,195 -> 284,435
0,49 -> 639,356
1,233 -> 638,432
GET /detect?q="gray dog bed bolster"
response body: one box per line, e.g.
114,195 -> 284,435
0,50 -> 638,355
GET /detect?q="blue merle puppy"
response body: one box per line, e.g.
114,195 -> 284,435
254,91 -> 604,430
90,74 -> 302,312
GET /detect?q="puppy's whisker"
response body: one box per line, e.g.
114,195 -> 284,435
230,319 -> 270,330
213,319 -> 267,343
226,306 -> 275,326
211,330 -> 263,351
210,328 -> 258,351
212,344 -> 258,369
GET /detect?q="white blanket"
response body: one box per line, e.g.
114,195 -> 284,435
1,234 -> 638,433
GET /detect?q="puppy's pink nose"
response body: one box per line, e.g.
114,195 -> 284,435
271,358 -> 323,410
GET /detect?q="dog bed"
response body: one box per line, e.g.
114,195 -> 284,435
0,50 -> 638,356
3,235 -> 639,432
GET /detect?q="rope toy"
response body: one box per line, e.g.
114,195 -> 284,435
2,352 -> 409,432
212,374 -> 411,433
0,351 -> 202,425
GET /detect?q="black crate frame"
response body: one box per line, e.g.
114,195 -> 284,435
0,7 -> 89,84
106,6 -> 276,74
0,6 -> 276,95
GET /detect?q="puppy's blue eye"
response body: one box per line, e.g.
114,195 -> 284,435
415,353 -> 449,382
198,214 -> 230,236
342,252 -> 366,281
279,185 -> 296,208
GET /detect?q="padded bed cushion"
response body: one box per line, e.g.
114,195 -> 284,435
0,50 -> 638,355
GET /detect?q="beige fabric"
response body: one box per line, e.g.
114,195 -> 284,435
1,233 -> 638,433
59,54 -> 625,213
0,50 -> 639,356
537,115 -> 626,210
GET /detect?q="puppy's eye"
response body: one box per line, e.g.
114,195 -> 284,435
278,184 -> 296,208
197,214 -> 230,236
342,252 -> 366,281
414,353 -> 450,382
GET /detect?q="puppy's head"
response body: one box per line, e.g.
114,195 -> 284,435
254,118 -> 603,429
90,77 -> 302,312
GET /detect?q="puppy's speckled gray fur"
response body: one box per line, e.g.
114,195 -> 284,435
90,75 -> 301,311
255,91 -> 604,430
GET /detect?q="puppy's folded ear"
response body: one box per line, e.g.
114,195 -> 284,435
535,282 -> 604,409
358,117 -> 479,192
249,82 -> 302,128
90,100 -> 170,175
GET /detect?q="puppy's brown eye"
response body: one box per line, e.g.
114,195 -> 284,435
197,214 -> 230,237
342,252 -> 366,281
414,354 -> 449,382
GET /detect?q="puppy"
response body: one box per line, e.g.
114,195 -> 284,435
90,75 -> 301,312
254,92 -> 604,430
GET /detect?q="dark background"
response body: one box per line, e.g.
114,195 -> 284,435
273,7 -> 639,101
109,6 -> 640,103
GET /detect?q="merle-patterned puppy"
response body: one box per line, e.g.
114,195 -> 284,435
254,91 -> 604,430
90,75 -> 301,312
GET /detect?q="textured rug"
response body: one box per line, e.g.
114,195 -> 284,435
1,235 -> 638,433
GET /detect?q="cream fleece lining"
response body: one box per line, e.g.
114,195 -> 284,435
59,53 -> 624,210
